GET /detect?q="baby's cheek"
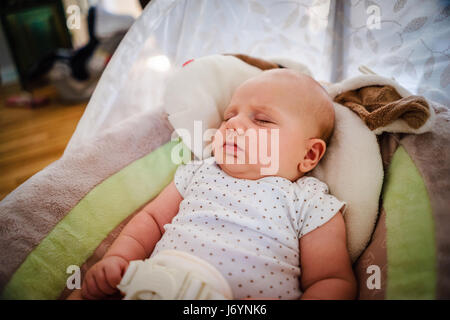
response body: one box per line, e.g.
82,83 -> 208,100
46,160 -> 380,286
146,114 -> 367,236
212,129 -> 223,148
276,134 -> 298,162
265,131 -> 281,157
253,131 -> 275,165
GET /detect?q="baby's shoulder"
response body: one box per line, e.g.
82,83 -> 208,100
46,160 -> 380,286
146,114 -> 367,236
294,176 -> 329,195
291,177 -> 347,238
174,157 -> 218,196
290,176 -> 336,205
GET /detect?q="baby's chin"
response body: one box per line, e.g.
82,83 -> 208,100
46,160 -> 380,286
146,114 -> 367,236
214,154 -> 288,181
213,152 -> 258,179
217,162 -> 263,180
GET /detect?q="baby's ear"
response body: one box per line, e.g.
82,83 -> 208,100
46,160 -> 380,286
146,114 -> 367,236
298,139 -> 326,173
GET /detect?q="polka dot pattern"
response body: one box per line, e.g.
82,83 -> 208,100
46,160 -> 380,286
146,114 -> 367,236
151,157 -> 346,299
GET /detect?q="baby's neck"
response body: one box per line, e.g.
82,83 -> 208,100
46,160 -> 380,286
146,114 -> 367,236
217,162 -> 305,183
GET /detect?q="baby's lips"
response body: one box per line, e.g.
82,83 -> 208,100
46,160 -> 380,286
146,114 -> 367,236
224,140 -> 244,152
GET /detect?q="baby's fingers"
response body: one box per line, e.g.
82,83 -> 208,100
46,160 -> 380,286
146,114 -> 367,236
81,271 -> 104,300
95,266 -> 118,296
105,262 -> 127,290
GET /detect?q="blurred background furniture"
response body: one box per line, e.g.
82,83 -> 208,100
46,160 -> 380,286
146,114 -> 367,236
0,0 -> 143,200
1,0 -> 72,89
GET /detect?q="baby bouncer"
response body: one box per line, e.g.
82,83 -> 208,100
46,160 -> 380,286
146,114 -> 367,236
1,0 -> 449,300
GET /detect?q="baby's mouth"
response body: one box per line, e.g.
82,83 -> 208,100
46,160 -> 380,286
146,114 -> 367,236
223,141 -> 244,155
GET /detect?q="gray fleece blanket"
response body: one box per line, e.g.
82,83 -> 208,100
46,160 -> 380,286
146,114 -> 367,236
0,108 -> 173,294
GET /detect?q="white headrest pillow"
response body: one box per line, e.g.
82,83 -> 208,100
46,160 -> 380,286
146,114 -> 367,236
164,55 -> 262,159
163,54 -> 383,262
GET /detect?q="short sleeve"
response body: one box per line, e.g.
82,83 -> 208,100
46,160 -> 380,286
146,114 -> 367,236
173,161 -> 202,197
294,177 -> 346,238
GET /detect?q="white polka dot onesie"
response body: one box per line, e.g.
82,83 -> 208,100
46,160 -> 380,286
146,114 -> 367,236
151,157 -> 346,299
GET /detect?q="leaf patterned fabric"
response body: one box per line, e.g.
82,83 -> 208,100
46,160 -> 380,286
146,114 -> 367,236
334,0 -> 449,105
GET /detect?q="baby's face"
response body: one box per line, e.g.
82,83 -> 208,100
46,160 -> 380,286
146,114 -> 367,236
212,69 -> 333,181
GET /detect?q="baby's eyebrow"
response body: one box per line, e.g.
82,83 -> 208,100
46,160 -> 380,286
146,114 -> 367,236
251,105 -> 272,112
251,105 -> 281,117
224,104 -> 281,118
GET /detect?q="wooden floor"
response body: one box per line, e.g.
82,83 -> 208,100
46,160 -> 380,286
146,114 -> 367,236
0,84 -> 87,200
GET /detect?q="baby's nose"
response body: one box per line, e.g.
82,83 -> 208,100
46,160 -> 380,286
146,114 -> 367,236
225,116 -> 247,133
225,128 -> 245,139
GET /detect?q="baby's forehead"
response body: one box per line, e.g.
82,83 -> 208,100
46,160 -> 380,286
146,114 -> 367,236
243,70 -> 320,97
241,73 -> 308,103
230,70 -> 330,115
259,69 -> 323,92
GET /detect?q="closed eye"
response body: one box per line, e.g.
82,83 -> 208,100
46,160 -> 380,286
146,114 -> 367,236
253,111 -> 276,125
254,114 -> 275,124
255,119 -> 273,124
223,112 -> 275,125
223,114 -> 235,122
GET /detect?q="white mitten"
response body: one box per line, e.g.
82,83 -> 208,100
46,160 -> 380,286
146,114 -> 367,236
117,250 -> 233,300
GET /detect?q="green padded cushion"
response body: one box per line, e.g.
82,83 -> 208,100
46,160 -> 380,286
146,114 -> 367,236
2,140 -> 183,299
383,146 -> 437,299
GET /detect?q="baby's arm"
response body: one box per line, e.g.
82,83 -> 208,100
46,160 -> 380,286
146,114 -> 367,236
80,180 -> 183,299
102,180 -> 182,262
299,212 -> 357,300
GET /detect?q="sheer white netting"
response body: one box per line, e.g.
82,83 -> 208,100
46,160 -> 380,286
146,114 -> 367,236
65,0 -> 449,154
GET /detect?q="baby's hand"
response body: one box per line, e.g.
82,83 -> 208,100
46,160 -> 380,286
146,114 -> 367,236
81,255 -> 129,300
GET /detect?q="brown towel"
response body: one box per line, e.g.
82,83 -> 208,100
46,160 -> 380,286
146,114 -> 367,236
224,53 -> 282,70
334,85 -> 430,131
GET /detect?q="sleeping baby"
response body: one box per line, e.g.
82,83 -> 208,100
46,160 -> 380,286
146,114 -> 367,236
76,69 -> 357,300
